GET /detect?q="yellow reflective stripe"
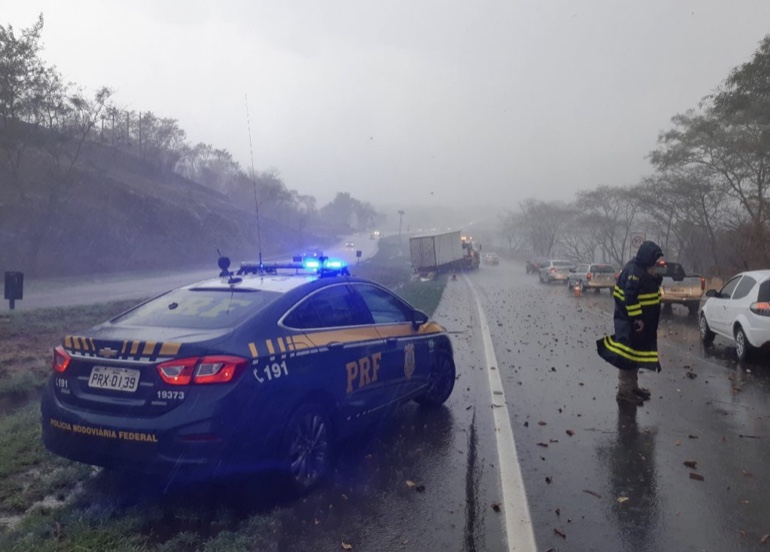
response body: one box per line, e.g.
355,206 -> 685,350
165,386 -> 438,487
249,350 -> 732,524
639,298 -> 660,306
604,337 -> 659,363
638,291 -> 661,300
614,286 -> 625,297
626,304 -> 642,314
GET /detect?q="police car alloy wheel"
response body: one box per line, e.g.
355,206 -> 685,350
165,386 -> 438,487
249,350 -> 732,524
282,402 -> 333,494
414,351 -> 455,407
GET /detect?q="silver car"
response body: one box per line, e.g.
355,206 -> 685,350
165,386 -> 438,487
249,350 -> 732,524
538,260 -> 575,284
566,262 -> 617,292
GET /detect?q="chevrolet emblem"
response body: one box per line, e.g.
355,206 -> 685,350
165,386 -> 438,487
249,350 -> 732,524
98,347 -> 118,358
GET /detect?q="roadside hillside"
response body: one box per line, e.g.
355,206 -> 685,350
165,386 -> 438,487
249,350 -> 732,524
0,139 -> 323,279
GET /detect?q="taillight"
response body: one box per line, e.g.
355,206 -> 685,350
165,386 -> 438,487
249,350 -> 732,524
587,273 -> 592,280
157,356 -> 246,386
700,277 -> 705,291
52,346 -> 71,373
615,273 -> 619,280
750,302 -> 770,316
193,356 -> 246,384
157,358 -> 197,385
550,267 -> 556,273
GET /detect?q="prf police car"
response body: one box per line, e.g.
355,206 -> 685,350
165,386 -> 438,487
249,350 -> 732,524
41,257 -> 456,493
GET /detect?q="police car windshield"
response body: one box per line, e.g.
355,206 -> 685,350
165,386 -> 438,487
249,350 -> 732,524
111,288 -> 282,329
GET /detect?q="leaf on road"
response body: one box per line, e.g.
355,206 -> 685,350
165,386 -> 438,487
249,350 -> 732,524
617,496 -> 629,503
760,534 -> 769,544
538,421 -> 547,426
491,502 -> 501,512
689,472 -> 705,481
683,460 -> 698,469
741,469 -> 753,477
341,542 -> 353,550
583,489 -> 601,499
405,480 -> 417,488
545,476 -> 552,484
675,439 -> 681,446
554,528 -> 567,539
537,442 -> 549,447
688,434 -> 698,439
566,429 -> 575,437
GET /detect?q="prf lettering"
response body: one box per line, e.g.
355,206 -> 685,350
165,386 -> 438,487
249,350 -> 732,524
346,352 -> 382,393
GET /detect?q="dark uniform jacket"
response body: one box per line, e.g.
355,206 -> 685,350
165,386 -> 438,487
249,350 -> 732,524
597,241 -> 664,372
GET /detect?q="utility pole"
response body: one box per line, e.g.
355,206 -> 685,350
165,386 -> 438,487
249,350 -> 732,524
398,210 -> 405,237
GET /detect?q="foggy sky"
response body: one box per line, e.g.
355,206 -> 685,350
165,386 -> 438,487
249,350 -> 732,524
6,1 -> 770,209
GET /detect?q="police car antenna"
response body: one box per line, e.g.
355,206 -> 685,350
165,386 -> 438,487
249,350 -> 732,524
245,94 -> 263,267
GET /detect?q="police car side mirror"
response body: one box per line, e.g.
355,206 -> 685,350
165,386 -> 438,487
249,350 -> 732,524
705,289 -> 718,298
412,309 -> 429,329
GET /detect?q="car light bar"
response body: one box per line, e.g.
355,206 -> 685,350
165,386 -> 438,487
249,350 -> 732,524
237,259 -> 349,277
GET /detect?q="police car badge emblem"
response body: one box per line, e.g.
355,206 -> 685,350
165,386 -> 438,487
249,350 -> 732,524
404,343 -> 416,379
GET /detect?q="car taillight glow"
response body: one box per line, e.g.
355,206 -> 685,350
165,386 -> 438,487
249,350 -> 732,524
193,356 -> 246,384
615,273 -> 619,280
587,273 -> 592,280
701,277 -> 705,291
550,267 -> 556,272
750,302 -> 770,316
157,356 -> 247,385
157,357 -> 197,385
52,346 -> 71,373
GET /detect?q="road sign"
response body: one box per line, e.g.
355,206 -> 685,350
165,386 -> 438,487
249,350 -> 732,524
630,233 -> 645,254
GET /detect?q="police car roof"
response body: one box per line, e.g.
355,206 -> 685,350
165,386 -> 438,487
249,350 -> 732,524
183,272 -> 323,294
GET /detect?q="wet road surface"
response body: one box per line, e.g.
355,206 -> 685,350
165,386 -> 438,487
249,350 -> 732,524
467,261 -> 770,552
11,257 -> 770,551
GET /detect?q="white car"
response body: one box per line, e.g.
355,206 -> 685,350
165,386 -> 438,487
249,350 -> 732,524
699,270 -> 770,360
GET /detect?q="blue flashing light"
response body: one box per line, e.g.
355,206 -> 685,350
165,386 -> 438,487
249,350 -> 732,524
303,259 -> 320,269
326,260 -> 344,269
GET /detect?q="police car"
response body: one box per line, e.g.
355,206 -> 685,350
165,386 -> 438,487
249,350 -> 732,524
41,257 -> 456,493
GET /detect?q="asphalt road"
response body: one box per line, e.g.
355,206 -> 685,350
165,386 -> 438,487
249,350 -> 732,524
9,253 -> 770,551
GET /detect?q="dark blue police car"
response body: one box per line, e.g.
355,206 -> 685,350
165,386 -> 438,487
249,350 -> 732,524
41,258 -> 456,493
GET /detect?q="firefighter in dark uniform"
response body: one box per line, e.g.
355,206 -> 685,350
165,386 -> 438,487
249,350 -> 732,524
597,241 -> 665,405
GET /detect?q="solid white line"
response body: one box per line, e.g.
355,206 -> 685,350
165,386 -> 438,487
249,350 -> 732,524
465,276 -> 537,552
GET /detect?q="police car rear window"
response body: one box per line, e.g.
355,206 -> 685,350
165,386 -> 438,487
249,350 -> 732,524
111,289 -> 282,329
592,265 -> 615,273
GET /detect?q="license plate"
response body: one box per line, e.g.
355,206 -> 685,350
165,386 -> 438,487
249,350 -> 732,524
670,288 -> 684,293
88,366 -> 140,393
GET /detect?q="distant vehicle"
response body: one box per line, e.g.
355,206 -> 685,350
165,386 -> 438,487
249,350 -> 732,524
41,257 -> 456,494
699,269 -> 770,361
538,260 -> 576,284
345,241 -> 354,249
409,231 -> 480,275
304,248 -> 324,259
659,261 -> 705,315
566,263 -> 617,292
483,252 -> 500,266
526,257 -> 550,274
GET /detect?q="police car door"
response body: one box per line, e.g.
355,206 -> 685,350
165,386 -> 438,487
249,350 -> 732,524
351,283 -> 427,404
284,284 -> 387,424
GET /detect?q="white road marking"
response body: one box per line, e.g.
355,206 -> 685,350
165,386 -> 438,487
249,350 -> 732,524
465,276 -> 537,552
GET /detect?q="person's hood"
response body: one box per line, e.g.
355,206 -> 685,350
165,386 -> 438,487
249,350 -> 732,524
635,241 -> 664,267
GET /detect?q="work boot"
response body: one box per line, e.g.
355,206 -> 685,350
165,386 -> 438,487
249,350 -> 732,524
633,387 -> 651,400
616,390 -> 644,406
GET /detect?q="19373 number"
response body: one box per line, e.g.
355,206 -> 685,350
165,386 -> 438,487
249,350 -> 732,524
253,361 -> 289,383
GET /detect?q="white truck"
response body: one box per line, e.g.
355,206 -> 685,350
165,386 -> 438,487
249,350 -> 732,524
409,231 -> 467,275
659,261 -> 705,315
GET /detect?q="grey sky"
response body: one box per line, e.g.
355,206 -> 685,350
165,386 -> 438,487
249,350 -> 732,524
6,1 -> 770,208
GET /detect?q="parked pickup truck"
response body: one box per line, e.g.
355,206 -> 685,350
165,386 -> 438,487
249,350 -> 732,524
659,261 -> 705,315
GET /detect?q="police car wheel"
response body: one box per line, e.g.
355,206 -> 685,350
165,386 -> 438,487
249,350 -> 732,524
281,402 -> 333,494
415,351 -> 456,407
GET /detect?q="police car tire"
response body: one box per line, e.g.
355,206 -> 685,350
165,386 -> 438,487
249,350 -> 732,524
281,402 -> 334,494
415,351 -> 456,407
